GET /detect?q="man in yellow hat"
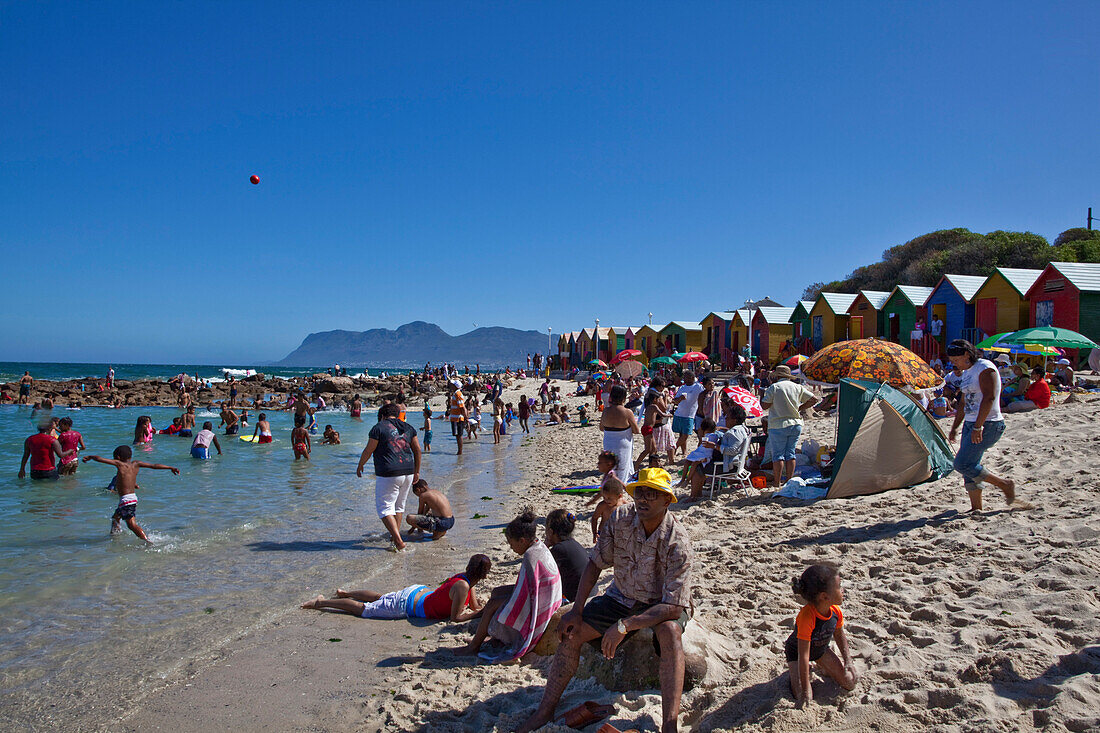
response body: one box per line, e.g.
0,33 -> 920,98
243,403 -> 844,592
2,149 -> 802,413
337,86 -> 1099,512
518,468 -> 694,733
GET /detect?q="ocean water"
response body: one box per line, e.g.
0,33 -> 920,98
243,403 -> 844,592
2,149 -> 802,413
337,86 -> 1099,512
0,403 -> 518,727
0,361 -> 410,385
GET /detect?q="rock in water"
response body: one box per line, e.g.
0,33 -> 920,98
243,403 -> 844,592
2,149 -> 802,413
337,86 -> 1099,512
312,377 -> 354,394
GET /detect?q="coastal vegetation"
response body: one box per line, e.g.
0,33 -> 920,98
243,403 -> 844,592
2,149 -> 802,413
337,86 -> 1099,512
802,227 -> 1100,300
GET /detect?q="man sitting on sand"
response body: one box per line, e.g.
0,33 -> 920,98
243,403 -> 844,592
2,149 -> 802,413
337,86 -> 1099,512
518,468 -> 693,733
405,478 -> 455,540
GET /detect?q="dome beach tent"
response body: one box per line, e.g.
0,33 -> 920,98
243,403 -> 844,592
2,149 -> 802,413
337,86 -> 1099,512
826,378 -> 954,499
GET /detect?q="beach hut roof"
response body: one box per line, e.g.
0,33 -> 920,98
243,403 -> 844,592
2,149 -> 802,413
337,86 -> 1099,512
800,300 -> 815,312
817,292 -> 858,314
735,309 -> 753,324
1033,262 -> 1100,294
595,327 -> 612,338
665,320 -> 702,331
892,285 -> 935,307
939,274 -> 988,302
992,267 -> 1043,297
857,290 -> 891,310
755,306 -> 796,324
704,311 -> 738,322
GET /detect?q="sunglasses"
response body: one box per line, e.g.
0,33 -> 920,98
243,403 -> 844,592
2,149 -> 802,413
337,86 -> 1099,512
633,488 -> 667,501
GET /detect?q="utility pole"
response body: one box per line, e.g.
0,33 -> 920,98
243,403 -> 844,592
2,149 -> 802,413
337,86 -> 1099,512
1089,207 -> 1094,230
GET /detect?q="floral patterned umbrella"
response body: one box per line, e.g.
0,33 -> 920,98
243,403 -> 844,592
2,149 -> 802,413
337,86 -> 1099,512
801,338 -> 942,390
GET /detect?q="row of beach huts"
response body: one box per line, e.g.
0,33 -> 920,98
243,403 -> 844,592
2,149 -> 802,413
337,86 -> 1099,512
557,262 -> 1100,369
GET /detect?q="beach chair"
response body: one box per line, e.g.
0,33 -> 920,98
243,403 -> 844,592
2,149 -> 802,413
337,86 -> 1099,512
705,437 -> 753,499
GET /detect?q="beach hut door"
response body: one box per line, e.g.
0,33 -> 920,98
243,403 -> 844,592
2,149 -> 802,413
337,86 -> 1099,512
812,316 -> 823,349
976,298 -> 997,340
850,316 -> 864,340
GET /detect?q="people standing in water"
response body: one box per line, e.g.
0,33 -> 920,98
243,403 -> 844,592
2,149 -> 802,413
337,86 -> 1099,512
350,394 -> 363,421
291,416 -> 311,460
133,416 -> 153,445
250,413 -> 273,444
447,381 -> 468,455
946,339 -> 1017,511
18,422 -> 74,480
191,422 -> 222,459
180,405 -> 195,437
83,446 -> 179,544
56,417 -> 85,475
18,371 -> 33,405
356,402 -> 421,552
421,406 -> 433,453
219,404 -> 240,436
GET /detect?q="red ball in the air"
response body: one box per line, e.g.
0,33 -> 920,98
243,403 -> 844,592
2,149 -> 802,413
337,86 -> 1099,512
250,175 -> 260,185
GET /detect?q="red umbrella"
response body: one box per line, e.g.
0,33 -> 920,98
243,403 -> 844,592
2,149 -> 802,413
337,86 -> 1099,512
611,349 -> 644,364
722,386 -> 763,417
784,354 -> 807,368
677,351 -> 708,363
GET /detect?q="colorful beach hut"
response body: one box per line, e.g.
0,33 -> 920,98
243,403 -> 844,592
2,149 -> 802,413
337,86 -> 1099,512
925,274 -> 987,346
808,293 -> 858,350
566,332 -> 580,367
594,327 -> 613,363
882,286 -> 934,344
789,300 -> 815,348
634,324 -> 665,360
659,321 -> 703,355
730,309 -> 753,357
972,267 -> 1043,340
847,290 -> 891,339
751,307 -> 795,364
1024,262 -> 1100,347
702,311 -> 737,366
576,329 -> 595,364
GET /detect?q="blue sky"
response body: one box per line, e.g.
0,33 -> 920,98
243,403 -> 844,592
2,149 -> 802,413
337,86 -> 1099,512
2,1 -> 1098,364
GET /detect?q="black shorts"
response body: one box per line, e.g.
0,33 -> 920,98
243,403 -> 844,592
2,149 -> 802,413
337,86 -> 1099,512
20,384 -> 30,396
784,633 -> 830,663
581,594 -> 690,657
30,468 -> 59,481
113,503 -> 137,521
450,420 -> 464,436
226,424 -> 239,435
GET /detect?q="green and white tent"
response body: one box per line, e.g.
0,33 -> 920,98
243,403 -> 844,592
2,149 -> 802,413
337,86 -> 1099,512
827,378 -> 955,499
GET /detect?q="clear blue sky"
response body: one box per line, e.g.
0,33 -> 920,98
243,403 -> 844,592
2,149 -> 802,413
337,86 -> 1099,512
2,1 -> 1098,364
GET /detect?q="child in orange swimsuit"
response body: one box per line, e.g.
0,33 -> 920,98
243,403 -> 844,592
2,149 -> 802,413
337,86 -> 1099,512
291,416 -> 311,461
785,564 -> 858,705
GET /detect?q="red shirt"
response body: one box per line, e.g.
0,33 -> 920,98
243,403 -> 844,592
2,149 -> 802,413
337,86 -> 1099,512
421,574 -> 472,620
1025,378 -> 1051,409
27,432 -> 56,471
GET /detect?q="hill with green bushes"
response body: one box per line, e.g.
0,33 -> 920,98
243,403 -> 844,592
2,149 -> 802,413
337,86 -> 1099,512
802,227 -> 1100,300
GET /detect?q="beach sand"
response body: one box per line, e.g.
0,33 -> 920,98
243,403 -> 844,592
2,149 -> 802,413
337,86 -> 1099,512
112,378 -> 1100,732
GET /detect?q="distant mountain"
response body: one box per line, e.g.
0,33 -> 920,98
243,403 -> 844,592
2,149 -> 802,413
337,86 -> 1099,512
276,321 -> 551,368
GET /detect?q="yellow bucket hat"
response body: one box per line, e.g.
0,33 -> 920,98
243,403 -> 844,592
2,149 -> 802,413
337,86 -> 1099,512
626,467 -> 677,503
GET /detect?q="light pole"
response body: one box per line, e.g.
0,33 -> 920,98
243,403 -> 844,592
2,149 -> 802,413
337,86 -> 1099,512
547,327 -> 552,372
648,312 -> 653,325
594,319 -> 599,363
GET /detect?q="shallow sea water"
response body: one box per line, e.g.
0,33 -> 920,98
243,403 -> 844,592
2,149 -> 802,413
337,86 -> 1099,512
0,404 -> 517,728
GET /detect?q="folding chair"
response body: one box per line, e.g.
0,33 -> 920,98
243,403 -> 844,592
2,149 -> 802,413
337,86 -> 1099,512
705,437 -> 754,499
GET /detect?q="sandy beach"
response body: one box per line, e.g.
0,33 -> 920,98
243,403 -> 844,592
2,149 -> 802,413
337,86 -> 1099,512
92,377 -> 1100,732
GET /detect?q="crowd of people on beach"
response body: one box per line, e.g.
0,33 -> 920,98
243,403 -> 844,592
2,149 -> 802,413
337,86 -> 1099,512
11,340 -> 1080,731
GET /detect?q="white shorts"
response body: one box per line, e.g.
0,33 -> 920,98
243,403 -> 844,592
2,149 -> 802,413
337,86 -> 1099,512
375,474 -> 415,518
359,585 -> 426,619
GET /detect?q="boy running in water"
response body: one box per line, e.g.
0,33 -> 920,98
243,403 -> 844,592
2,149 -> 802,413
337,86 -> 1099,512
83,446 -> 179,544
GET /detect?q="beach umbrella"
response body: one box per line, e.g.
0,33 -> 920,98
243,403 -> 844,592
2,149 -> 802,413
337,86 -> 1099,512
614,360 -> 645,379
611,349 -> 643,364
650,356 -> 678,367
677,351 -> 708,363
722,386 -> 764,417
976,332 -> 1011,349
588,359 -> 608,368
801,338 -> 942,390
977,331 -> 1059,355
996,327 -> 1099,350
784,354 -> 807,368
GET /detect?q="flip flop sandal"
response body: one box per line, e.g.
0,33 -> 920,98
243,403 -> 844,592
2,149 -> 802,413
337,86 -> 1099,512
596,725 -> 639,733
557,700 -> 615,728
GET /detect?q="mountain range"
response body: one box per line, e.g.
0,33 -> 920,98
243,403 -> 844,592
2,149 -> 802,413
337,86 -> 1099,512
276,321 -> 551,368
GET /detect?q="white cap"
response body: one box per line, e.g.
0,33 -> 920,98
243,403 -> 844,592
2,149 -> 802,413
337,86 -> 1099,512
994,354 -> 1011,364
1056,358 -> 1071,366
